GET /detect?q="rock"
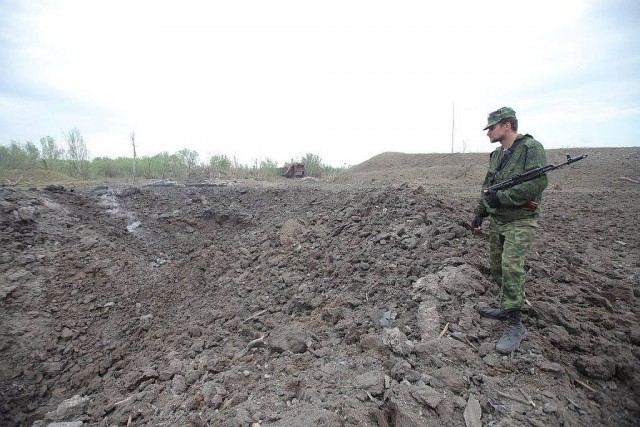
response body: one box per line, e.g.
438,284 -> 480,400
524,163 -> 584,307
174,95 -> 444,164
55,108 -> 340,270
288,337 -> 308,354
463,394 -> 482,427
405,370 -> 422,383
46,422 -> 84,427
432,366 -> 466,394
269,406 -> 341,426
414,339 -> 439,356
400,237 -> 418,249
410,383 -> 444,409
269,325 -> 308,354
545,325 -> 573,350
388,396 -> 441,427
13,206 -> 38,222
539,361 -> 565,374
435,397 -> 455,420
280,218 -> 306,246
359,334 -> 386,353
452,395 -> 467,409
438,265 -> 484,295
437,336 -> 472,363
390,360 -> 412,381
171,374 -> 187,394
45,184 -> 66,193
201,382 -> 226,408
614,356 -> 639,385
417,299 -> 441,341
234,408 -> 253,426
534,302 -> 580,334
478,342 -> 493,357
353,370 -> 385,396
575,355 -> 615,380
412,275 -> 450,302
382,328 -> 414,356
60,327 -> 74,341
0,279 -> 19,299
379,310 -> 397,327
43,361 -> 64,376
482,353 -> 498,367
44,395 -> 89,422
7,268 -> 30,282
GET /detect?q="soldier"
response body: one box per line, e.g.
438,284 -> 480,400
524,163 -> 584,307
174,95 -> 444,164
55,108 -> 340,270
472,107 -> 548,354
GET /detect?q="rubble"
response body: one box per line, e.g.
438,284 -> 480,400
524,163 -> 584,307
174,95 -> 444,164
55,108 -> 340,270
1,148 -> 638,426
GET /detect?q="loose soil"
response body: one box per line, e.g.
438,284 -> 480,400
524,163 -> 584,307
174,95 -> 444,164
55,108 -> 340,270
1,147 -> 638,426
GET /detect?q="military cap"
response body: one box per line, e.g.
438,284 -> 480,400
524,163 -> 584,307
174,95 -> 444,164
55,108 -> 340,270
483,107 -> 516,130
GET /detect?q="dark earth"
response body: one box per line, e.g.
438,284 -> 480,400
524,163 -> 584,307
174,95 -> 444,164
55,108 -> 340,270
1,147 -> 638,426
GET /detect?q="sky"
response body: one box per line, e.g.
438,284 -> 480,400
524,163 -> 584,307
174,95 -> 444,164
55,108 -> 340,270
1,0 -> 639,167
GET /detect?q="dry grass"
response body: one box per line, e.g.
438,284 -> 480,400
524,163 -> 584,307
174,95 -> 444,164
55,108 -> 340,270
0,168 -> 79,187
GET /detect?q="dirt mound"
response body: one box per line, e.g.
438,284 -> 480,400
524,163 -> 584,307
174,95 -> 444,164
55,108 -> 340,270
345,147 -> 639,192
1,148 -> 639,426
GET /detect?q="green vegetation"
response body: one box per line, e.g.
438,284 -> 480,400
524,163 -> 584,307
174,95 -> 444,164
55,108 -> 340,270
1,133 -> 346,183
64,128 -> 90,179
301,152 -> 322,177
0,141 -> 41,169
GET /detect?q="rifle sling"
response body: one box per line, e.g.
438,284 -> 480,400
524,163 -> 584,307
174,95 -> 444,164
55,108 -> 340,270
490,138 -> 525,186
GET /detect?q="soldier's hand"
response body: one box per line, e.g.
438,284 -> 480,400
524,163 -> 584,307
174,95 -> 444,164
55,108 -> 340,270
471,214 -> 484,229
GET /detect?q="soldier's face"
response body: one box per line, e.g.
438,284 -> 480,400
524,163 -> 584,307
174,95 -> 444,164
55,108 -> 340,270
487,123 -> 507,143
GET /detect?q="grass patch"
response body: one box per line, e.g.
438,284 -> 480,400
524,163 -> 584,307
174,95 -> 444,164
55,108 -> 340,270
0,168 -> 79,188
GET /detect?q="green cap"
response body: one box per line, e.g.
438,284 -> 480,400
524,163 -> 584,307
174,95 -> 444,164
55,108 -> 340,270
483,107 -> 516,130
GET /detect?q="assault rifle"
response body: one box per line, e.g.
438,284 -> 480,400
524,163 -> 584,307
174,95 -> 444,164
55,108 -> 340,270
484,154 -> 588,195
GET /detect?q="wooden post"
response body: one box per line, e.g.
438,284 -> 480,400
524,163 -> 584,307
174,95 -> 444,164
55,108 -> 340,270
130,131 -> 137,183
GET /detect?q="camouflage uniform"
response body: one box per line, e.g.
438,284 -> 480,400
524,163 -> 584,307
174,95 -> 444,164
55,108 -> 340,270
475,134 -> 548,310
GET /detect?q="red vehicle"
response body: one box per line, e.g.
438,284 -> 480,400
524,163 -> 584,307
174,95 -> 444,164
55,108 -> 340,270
280,163 -> 306,178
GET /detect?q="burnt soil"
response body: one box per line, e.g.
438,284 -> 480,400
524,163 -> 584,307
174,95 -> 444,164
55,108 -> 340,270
1,147 -> 639,426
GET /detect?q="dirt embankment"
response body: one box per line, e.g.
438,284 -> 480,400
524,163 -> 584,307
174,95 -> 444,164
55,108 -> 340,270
1,147 -> 638,426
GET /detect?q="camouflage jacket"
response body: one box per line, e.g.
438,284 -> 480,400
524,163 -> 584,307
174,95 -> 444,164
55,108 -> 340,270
475,134 -> 548,224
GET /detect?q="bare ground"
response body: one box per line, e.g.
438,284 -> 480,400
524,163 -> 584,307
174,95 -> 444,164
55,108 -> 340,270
1,147 -> 638,426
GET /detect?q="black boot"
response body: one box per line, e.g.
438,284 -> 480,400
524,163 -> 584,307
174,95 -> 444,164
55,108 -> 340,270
478,306 -> 508,321
496,309 -> 527,354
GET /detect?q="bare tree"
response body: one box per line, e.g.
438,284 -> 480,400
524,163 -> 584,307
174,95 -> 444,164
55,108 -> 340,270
64,128 -> 89,178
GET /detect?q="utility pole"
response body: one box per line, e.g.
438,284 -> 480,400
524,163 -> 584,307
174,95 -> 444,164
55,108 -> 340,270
130,131 -> 137,183
451,103 -> 455,154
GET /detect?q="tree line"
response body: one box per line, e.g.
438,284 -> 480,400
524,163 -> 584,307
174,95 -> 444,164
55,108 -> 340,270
0,129 -> 341,181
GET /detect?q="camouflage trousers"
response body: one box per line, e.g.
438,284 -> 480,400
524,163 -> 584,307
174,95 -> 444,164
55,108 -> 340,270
488,218 -> 538,310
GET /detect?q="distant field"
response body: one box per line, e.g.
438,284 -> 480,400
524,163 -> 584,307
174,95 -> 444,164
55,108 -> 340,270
2,147 -> 637,192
